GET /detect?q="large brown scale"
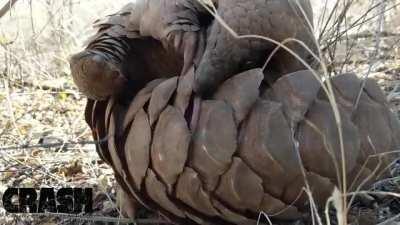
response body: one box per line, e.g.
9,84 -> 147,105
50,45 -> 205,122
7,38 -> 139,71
70,1 -> 400,224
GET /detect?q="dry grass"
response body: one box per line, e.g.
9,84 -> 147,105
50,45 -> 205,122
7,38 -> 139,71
0,0 -> 399,224
0,0 -> 130,145
0,1 -> 130,224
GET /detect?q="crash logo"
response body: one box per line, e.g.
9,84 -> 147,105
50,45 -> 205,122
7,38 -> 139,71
2,188 -> 92,214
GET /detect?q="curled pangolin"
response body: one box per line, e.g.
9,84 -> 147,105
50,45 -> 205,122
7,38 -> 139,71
87,69 -> 400,225
71,1 -> 400,224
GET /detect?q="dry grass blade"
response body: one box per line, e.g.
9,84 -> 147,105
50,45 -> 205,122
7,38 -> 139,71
0,0 -> 18,19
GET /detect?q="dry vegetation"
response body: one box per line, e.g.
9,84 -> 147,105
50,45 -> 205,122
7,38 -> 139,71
0,0 -> 399,224
0,1 -> 130,224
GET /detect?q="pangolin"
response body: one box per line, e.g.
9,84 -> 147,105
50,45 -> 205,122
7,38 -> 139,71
194,0 -> 318,95
75,2 -> 400,224
70,0 -> 317,100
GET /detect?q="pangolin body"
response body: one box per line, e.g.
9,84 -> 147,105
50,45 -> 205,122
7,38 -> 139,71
87,70 -> 400,225
71,2 -> 400,225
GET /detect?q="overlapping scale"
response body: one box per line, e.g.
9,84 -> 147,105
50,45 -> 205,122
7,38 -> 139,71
151,106 -> 190,193
148,77 -> 178,126
125,109 -> 151,190
213,68 -> 264,124
190,100 -> 237,191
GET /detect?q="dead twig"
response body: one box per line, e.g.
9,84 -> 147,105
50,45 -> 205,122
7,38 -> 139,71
0,0 -> 19,19
0,138 -> 107,151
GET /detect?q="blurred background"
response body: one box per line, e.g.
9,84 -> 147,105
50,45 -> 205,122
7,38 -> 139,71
0,0 -> 399,224
0,0 -> 130,146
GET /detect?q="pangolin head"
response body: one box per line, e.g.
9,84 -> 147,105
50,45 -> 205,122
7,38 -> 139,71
69,51 -> 128,100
